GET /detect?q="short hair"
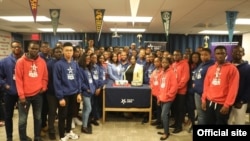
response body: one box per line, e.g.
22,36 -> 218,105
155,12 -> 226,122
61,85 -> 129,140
41,41 -> 49,45
214,45 -> 227,52
201,48 -> 211,54
29,41 -> 39,47
11,40 -> 21,46
52,47 -> 62,53
63,42 -> 73,47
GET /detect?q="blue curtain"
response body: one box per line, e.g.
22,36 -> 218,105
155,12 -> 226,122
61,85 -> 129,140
11,33 -> 23,42
40,33 -> 242,53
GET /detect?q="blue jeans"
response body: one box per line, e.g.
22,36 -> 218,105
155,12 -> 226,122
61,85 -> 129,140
194,93 -> 206,125
18,94 -> 43,141
4,94 -> 19,139
161,101 -> 172,135
82,96 -> 92,128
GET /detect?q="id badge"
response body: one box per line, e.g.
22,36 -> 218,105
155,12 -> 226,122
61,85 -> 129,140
212,78 -> 220,85
89,78 -> 93,84
154,81 -> 159,85
13,74 -> 15,80
161,83 -> 165,88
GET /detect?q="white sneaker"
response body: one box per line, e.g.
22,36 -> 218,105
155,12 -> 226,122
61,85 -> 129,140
60,136 -> 68,141
66,130 -> 79,140
71,120 -> 75,129
73,117 -> 82,126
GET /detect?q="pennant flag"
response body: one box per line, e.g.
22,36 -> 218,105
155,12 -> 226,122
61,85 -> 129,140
94,9 -> 105,42
226,11 -> 238,43
50,9 -> 60,35
161,11 -> 172,42
28,0 -> 38,22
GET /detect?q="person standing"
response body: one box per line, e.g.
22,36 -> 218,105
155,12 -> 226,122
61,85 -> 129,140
193,48 -> 214,125
202,45 -> 239,124
170,50 -> 190,134
46,47 -> 63,140
0,41 -> 23,141
53,42 -> 81,141
228,46 -> 250,125
15,42 -> 48,141
38,41 -> 52,136
157,57 -> 178,140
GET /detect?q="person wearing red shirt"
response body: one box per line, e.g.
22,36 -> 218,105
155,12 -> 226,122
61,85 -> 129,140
202,45 -> 239,124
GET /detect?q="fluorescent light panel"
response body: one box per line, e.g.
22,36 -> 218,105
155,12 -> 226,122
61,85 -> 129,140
110,28 -> 145,32
104,16 -> 152,22
199,30 -> 240,34
0,16 -> 51,22
37,28 -> 75,32
236,18 -> 250,25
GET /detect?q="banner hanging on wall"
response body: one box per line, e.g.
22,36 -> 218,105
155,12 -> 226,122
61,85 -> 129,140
0,30 -> 12,59
94,9 -> 105,42
50,9 -> 60,35
28,0 -> 38,22
226,11 -> 238,43
161,11 -> 172,42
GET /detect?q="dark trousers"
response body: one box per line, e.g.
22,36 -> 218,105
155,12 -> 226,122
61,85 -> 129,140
4,94 -> 18,139
172,94 -> 186,129
205,99 -> 231,125
41,92 -> 48,128
152,96 -> 162,123
90,94 -> 101,120
46,94 -> 58,134
58,94 -> 77,138
185,92 -> 195,125
0,93 -> 5,121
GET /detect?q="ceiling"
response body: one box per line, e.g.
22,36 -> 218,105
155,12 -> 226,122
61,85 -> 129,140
0,0 -> 250,35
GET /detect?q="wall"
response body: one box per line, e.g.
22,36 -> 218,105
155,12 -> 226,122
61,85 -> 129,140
242,33 -> 250,62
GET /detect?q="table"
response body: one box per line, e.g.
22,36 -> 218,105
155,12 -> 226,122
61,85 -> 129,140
102,81 -> 152,123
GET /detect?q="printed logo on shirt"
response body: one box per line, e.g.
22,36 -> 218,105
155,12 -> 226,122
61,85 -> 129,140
93,70 -> 99,80
29,64 -> 38,78
67,67 -> 74,80
88,71 -> 93,83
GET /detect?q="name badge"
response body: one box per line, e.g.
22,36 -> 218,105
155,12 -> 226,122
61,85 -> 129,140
212,78 -> 220,85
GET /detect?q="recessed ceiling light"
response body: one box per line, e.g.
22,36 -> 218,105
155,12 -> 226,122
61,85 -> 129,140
0,16 -> 51,22
198,30 -> 240,34
37,28 -> 75,32
110,28 -> 145,32
104,16 -> 152,22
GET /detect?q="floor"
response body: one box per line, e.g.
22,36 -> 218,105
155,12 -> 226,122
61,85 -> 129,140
1,108 -> 249,141
0,109 -> 193,141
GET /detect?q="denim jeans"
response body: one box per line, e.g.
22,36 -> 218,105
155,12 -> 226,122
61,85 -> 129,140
18,94 -> 43,141
82,96 -> 92,128
4,94 -> 19,139
161,101 -> 172,134
194,93 -> 206,125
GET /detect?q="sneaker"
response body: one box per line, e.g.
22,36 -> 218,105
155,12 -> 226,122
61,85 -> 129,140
65,131 -> 79,140
81,127 -> 92,134
151,120 -> 161,126
73,117 -> 82,126
71,120 -> 75,129
60,136 -> 68,141
172,128 -> 182,134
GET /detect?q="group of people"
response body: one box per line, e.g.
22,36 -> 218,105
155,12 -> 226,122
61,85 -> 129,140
0,39 -> 249,141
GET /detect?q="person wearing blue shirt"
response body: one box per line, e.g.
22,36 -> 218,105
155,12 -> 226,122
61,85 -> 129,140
78,54 -> 95,134
46,47 -> 62,140
89,53 -> 104,126
53,42 -> 81,141
143,53 -> 156,84
107,52 -> 123,81
38,41 -> 52,136
0,41 -> 23,141
228,46 -> 250,125
193,48 -> 214,125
